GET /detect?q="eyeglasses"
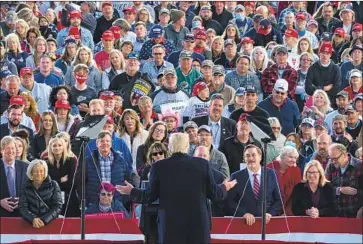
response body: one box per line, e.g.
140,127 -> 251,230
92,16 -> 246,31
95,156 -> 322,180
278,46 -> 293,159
213,74 -> 224,77
100,192 -> 113,197
307,171 -> 319,175
164,119 -> 176,123
186,40 -> 195,43
210,93 -> 224,101
330,153 -> 344,163
152,151 -> 164,157
153,53 -> 163,56
154,128 -> 166,134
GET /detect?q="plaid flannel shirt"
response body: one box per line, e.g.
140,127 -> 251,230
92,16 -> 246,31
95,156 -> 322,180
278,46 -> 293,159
98,151 -> 114,183
325,157 -> 363,217
260,64 -> 298,99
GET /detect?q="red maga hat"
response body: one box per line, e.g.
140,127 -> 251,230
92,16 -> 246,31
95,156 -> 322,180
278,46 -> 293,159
319,42 -> 333,55
55,100 -> 71,110
285,29 -> 299,38
109,26 -> 121,39
101,30 -> 115,41
10,95 -> 25,106
68,10 -> 82,20
20,67 -> 33,77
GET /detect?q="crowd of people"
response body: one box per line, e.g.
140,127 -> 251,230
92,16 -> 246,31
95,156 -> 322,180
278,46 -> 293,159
0,1 -> 362,231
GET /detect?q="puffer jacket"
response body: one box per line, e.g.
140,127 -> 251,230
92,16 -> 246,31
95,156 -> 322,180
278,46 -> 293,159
19,176 -> 63,225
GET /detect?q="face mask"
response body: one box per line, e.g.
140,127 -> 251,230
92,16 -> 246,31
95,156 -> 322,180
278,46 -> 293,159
285,140 -> 297,148
235,13 -> 244,20
267,49 -> 272,57
192,21 -> 201,29
75,74 -> 87,84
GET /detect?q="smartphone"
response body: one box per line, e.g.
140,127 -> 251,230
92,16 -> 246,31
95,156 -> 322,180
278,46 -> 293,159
305,96 -> 313,108
10,197 -> 19,203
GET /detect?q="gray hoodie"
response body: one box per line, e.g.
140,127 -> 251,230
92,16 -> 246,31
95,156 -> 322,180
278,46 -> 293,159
164,23 -> 189,52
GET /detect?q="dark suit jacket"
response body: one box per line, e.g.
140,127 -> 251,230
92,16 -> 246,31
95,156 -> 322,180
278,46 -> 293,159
0,123 -> 34,142
192,116 -> 236,147
0,160 -> 29,217
130,153 -> 227,244
226,168 -> 282,217
291,182 -> 335,217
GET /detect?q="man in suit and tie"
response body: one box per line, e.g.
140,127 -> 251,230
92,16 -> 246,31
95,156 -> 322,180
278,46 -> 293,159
0,104 -> 34,142
226,144 -> 282,225
193,93 -> 236,149
0,136 -> 29,217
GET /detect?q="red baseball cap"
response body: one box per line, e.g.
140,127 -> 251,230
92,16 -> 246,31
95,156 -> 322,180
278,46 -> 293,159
69,26 -> 81,40
319,42 -> 333,55
101,2 -> 113,9
295,12 -> 306,21
109,26 -> 121,39
101,30 -> 115,41
334,27 -> 346,37
352,23 -> 362,32
68,10 -> 82,20
257,19 -> 271,36
240,37 -> 255,45
100,90 -> 115,100
238,113 -> 248,122
20,67 -> 33,77
123,7 -> 136,14
285,29 -> 299,38
55,100 -> 71,110
10,96 -> 25,106
194,29 -> 207,41
192,82 -> 208,96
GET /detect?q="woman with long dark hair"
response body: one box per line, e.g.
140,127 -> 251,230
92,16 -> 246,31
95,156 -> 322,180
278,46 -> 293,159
136,121 -> 168,176
49,85 -> 79,116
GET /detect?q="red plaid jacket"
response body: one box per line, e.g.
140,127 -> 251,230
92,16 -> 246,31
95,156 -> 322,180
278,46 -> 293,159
260,64 -> 298,99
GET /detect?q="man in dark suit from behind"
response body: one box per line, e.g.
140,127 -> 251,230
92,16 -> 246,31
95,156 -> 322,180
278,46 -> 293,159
0,136 -> 28,217
193,93 -> 236,149
0,104 -> 34,142
115,133 -> 237,244
226,144 -> 282,225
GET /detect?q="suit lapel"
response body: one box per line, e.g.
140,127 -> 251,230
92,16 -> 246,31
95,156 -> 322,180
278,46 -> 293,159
241,169 -> 254,197
0,161 -> 10,197
14,161 -> 22,197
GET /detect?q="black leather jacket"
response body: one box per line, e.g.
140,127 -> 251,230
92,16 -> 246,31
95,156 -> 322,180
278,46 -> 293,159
19,176 -> 62,225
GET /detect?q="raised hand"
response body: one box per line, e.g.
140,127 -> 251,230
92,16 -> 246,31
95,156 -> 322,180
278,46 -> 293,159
115,180 -> 134,195
223,178 -> 237,191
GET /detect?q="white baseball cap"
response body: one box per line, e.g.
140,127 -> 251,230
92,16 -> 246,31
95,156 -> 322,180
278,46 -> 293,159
350,69 -> 362,79
274,79 -> 288,93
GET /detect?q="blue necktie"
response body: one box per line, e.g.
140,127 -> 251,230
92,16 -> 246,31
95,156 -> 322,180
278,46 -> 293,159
7,167 -> 16,197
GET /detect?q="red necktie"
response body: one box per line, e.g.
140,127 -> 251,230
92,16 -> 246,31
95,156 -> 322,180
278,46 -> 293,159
253,174 -> 260,199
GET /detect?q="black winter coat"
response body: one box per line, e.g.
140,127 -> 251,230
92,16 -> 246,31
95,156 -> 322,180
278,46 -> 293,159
19,176 -> 62,225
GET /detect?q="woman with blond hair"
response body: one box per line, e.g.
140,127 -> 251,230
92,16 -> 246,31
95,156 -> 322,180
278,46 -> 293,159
33,110 -> 59,158
5,33 -> 29,72
302,89 -> 333,120
15,19 -> 30,44
25,36 -> 47,70
46,137 -> 80,217
291,160 -> 335,218
250,46 -> 273,80
20,91 -> 41,132
101,49 -> 126,90
133,8 -> 155,33
64,46 -> 102,93
117,109 -> 149,170
14,137 -> 29,163
211,36 -> 224,62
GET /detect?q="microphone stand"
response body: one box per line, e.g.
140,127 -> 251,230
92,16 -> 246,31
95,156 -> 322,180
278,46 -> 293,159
261,137 -> 272,241
79,136 -> 90,240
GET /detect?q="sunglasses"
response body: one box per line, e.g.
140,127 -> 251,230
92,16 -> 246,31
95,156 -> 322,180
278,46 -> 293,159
152,151 -> 164,157
153,53 -> 163,55
100,192 -> 113,197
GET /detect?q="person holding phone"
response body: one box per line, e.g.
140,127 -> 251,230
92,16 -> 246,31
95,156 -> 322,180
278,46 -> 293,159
302,89 -> 333,120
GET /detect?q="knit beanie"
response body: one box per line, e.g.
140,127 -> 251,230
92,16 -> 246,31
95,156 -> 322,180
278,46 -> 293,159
170,9 -> 185,23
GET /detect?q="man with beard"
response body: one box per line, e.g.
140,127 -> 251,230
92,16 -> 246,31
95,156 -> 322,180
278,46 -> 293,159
259,79 -> 300,136
331,114 -> 359,156
310,133 -> 332,170
197,125 -> 230,178
0,104 -> 33,142
199,5 -> 223,35
93,2 -> 118,43
109,53 -> 155,112
193,93 -> 236,149
56,10 -> 94,54
325,91 -> 350,134
193,29 -> 212,61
